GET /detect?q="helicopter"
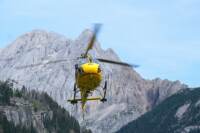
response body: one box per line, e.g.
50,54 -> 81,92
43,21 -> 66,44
16,24 -> 139,113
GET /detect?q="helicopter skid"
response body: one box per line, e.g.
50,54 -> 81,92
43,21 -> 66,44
68,97 -> 102,104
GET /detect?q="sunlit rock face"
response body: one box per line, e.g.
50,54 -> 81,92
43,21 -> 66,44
0,30 -> 187,133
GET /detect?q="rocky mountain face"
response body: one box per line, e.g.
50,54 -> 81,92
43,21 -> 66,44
0,81 -> 80,133
117,87 -> 200,133
0,30 -> 187,133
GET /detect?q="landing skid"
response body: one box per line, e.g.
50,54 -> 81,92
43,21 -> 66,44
68,97 -> 102,103
67,81 -> 108,104
100,80 -> 107,102
68,83 -> 78,104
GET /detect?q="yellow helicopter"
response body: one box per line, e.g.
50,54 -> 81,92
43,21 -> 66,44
67,24 -> 139,111
16,24 -> 139,113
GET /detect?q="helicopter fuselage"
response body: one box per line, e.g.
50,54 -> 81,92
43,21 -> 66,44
76,62 -> 102,91
74,62 -> 102,110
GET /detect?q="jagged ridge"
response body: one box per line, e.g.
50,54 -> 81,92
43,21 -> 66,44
0,30 -> 187,133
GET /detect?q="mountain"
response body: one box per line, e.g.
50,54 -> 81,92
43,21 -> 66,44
0,30 -> 187,133
0,80 -> 81,133
116,88 -> 200,133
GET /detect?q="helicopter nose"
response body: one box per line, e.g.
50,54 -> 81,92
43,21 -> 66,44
81,63 -> 99,74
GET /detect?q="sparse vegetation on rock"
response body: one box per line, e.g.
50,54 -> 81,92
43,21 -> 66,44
0,80 -> 81,133
117,88 -> 200,133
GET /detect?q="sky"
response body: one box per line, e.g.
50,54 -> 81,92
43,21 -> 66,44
0,0 -> 200,87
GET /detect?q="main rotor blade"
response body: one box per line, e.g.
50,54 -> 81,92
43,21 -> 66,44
15,59 -> 75,69
97,58 -> 139,68
83,23 -> 102,57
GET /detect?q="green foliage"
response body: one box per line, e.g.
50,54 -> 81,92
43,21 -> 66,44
189,129 -> 200,133
0,112 -> 37,133
32,100 -> 39,112
20,90 -> 81,133
82,127 -> 93,133
40,93 -> 80,133
13,89 -> 22,98
22,89 -> 81,133
0,81 -> 13,105
0,81 -> 81,133
117,88 -> 200,133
